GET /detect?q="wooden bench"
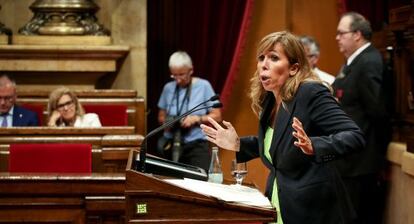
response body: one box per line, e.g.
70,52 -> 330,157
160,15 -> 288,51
0,127 -> 143,173
15,89 -> 146,135
0,173 -> 126,223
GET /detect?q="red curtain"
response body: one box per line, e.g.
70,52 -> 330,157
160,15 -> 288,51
147,0 -> 253,147
220,0 -> 254,111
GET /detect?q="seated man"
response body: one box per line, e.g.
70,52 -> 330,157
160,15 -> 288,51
0,74 -> 38,127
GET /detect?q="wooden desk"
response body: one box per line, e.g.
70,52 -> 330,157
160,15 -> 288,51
125,150 -> 276,223
0,173 -> 126,223
0,127 -> 143,173
0,126 -> 135,135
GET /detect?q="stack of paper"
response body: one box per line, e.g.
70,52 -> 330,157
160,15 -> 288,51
165,178 -> 273,208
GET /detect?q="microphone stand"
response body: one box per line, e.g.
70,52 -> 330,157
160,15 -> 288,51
138,98 -> 221,173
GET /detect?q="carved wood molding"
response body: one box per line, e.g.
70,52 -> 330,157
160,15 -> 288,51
0,44 -> 129,88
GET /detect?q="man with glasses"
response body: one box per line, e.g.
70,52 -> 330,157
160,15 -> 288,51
300,35 -> 335,85
0,74 -> 39,127
333,12 -> 391,224
157,51 -> 222,171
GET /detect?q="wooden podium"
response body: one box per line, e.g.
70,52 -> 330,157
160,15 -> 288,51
125,150 -> 276,223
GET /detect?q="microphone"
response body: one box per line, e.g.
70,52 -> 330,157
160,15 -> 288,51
138,95 -> 221,174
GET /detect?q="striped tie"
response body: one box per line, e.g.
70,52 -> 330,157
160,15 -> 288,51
1,113 -> 8,127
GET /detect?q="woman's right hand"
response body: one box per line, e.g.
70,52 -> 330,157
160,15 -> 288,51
48,110 -> 61,126
200,117 -> 240,151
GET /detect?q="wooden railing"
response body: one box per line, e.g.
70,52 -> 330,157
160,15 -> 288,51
0,126 -> 145,223
0,173 -> 126,223
0,127 -> 143,173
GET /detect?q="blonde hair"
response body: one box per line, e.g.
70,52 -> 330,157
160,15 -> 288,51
249,31 -> 323,116
47,86 -> 84,121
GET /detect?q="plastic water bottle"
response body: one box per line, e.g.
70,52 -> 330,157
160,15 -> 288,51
208,146 -> 223,184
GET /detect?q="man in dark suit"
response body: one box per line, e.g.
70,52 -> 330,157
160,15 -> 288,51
0,74 -> 39,127
333,12 -> 391,224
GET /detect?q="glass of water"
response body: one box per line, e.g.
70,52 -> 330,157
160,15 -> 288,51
231,159 -> 247,186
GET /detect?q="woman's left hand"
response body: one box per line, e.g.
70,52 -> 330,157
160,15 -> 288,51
292,117 -> 314,155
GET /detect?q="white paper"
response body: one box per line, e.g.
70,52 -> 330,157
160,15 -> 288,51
165,178 -> 273,208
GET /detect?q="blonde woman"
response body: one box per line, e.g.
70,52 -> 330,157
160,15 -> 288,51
47,86 -> 101,127
201,31 -> 365,224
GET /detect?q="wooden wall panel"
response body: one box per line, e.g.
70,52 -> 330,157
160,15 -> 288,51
291,0 -> 343,76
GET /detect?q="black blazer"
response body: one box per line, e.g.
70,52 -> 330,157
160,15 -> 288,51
237,82 -> 365,224
12,105 -> 39,126
332,44 -> 390,177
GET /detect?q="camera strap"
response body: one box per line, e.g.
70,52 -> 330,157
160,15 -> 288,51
174,81 -> 192,116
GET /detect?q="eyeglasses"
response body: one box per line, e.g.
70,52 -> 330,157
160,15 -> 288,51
170,72 -> 190,79
56,100 -> 74,110
0,96 -> 14,103
336,30 -> 355,37
307,54 -> 317,59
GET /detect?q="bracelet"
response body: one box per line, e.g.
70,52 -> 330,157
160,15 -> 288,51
198,115 -> 203,124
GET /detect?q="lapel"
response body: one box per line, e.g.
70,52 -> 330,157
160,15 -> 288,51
12,107 -> 23,126
259,93 -> 274,153
271,99 -> 296,157
345,44 -> 373,75
259,92 -> 297,166
259,93 -> 274,130
258,93 -> 274,168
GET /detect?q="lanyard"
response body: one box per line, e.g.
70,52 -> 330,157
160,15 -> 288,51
167,81 -> 191,116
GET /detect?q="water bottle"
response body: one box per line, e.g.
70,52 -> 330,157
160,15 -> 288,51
208,146 -> 223,184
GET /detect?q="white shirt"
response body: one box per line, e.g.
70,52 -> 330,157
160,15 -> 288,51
1,106 -> 14,127
74,113 -> 102,127
347,42 -> 371,66
314,67 -> 335,85
58,113 -> 102,127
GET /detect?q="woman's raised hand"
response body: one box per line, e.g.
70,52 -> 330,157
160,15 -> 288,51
48,110 -> 61,127
292,117 -> 314,155
200,117 -> 240,151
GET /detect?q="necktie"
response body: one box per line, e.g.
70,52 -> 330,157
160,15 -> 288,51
1,114 -> 8,127
342,64 -> 350,74
336,64 -> 348,79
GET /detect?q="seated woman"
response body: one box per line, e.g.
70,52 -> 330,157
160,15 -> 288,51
47,86 -> 102,127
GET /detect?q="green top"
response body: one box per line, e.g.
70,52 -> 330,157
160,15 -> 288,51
264,126 -> 283,224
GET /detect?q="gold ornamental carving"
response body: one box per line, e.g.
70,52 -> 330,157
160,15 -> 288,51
18,0 -> 110,36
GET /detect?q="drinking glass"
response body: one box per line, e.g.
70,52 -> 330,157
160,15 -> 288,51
231,159 -> 247,186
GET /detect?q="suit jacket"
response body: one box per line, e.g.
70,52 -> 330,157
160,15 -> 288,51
237,83 -> 365,224
332,44 -> 391,177
12,106 -> 39,126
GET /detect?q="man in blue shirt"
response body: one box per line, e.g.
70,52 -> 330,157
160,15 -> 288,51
157,51 -> 222,171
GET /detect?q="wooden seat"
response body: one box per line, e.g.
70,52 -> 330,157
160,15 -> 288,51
83,104 -> 128,126
9,143 -> 92,173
